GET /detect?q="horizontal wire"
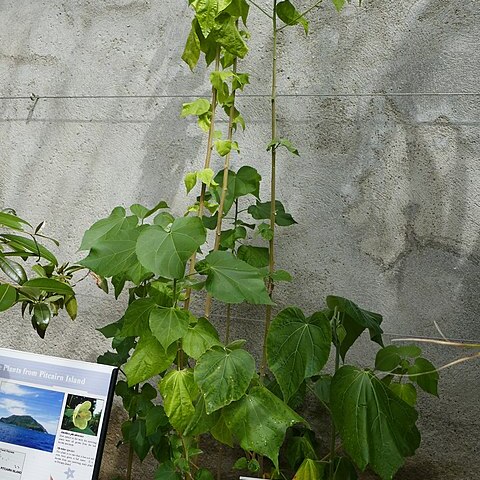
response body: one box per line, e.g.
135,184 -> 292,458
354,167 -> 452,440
0,92 -> 479,101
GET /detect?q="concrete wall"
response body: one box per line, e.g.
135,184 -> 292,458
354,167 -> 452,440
0,0 -> 478,478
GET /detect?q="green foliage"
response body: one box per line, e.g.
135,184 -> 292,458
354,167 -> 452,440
76,1 -> 439,479
0,208 -> 78,336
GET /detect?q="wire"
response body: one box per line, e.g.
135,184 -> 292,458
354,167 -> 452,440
0,92 -> 479,101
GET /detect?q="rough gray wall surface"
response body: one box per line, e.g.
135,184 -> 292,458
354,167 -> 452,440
0,0 -> 478,478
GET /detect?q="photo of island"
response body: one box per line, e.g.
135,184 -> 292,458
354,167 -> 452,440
0,381 -> 65,452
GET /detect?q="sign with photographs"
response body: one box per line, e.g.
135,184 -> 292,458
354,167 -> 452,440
0,348 -> 117,480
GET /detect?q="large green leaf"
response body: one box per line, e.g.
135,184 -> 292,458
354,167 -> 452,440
149,307 -> 191,350
124,332 -> 176,386
247,200 -> 296,226
120,298 -> 157,337
223,386 -> 304,468
79,207 -> 137,251
212,13 -> 248,58
267,308 -> 331,402
182,19 -> 201,70
237,245 -> 269,268
0,284 -> 17,312
212,166 -> 261,214
184,396 -> 220,436
196,251 -> 273,304
194,346 -> 255,413
22,278 -> 74,296
79,228 -> 144,281
2,234 -> 58,265
159,369 -> 198,433
330,366 -> 420,479
136,217 -> 206,279
183,317 -> 221,359
326,296 -> 383,359
190,0 -> 232,37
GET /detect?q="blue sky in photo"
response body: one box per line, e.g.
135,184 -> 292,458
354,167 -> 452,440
0,382 -> 65,434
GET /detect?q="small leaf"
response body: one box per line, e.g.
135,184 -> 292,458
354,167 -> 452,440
0,284 -> 17,312
197,168 -> 218,187
293,458 -> 325,480
65,296 -> 78,320
332,0 -> 346,12
2,234 -> 58,265
390,383 -> 417,406
248,200 -> 296,226
270,269 -> 292,282
276,1 -> 308,34
375,345 -> 402,372
130,204 -> 149,220
267,137 -> 300,155
257,222 -> 274,240
185,172 -> 198,194
219,227 -> 246,250
32,303 -> 51,338
182,19 -> 201,70
181,99 -> 211,117
408,357 -> 439,396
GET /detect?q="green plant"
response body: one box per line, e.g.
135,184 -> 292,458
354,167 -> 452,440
0,208 -> 78,337
78,1 -> 439,479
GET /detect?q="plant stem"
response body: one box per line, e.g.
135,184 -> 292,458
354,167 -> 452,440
184,48 -> 221,311
126,444 -> 134,480
260,0 -> 278,383
329,308 -> 341,480
205,56 -> 239,318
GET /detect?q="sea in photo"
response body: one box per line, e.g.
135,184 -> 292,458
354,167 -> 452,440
0,381 -> 65,452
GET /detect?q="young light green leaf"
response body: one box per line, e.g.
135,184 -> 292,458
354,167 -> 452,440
332,0 -> 347,12
212,13 -> 248,58
293,458 -> 325,480
267,307 -> 331,402
257,222 -> 274,240
215,139 -> 234,156
276,1 -> 308,34
185,172 -> 198,194
182,19 -> 201,70
80,206 -> 138,251
124,332 -> 176,386
223,386 -> 305,468
197,168 -> 218,187
194,347 -> 255,413
149,307 -> 191,350
159,369 -> 198,433
65,296 -> 78,321
181,98 -> 211,117
136,217 -> 206,279
196,251 -> 273,304
183,317 -> 221,359
331,366 -> 420,479
0,284 -> 17,312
